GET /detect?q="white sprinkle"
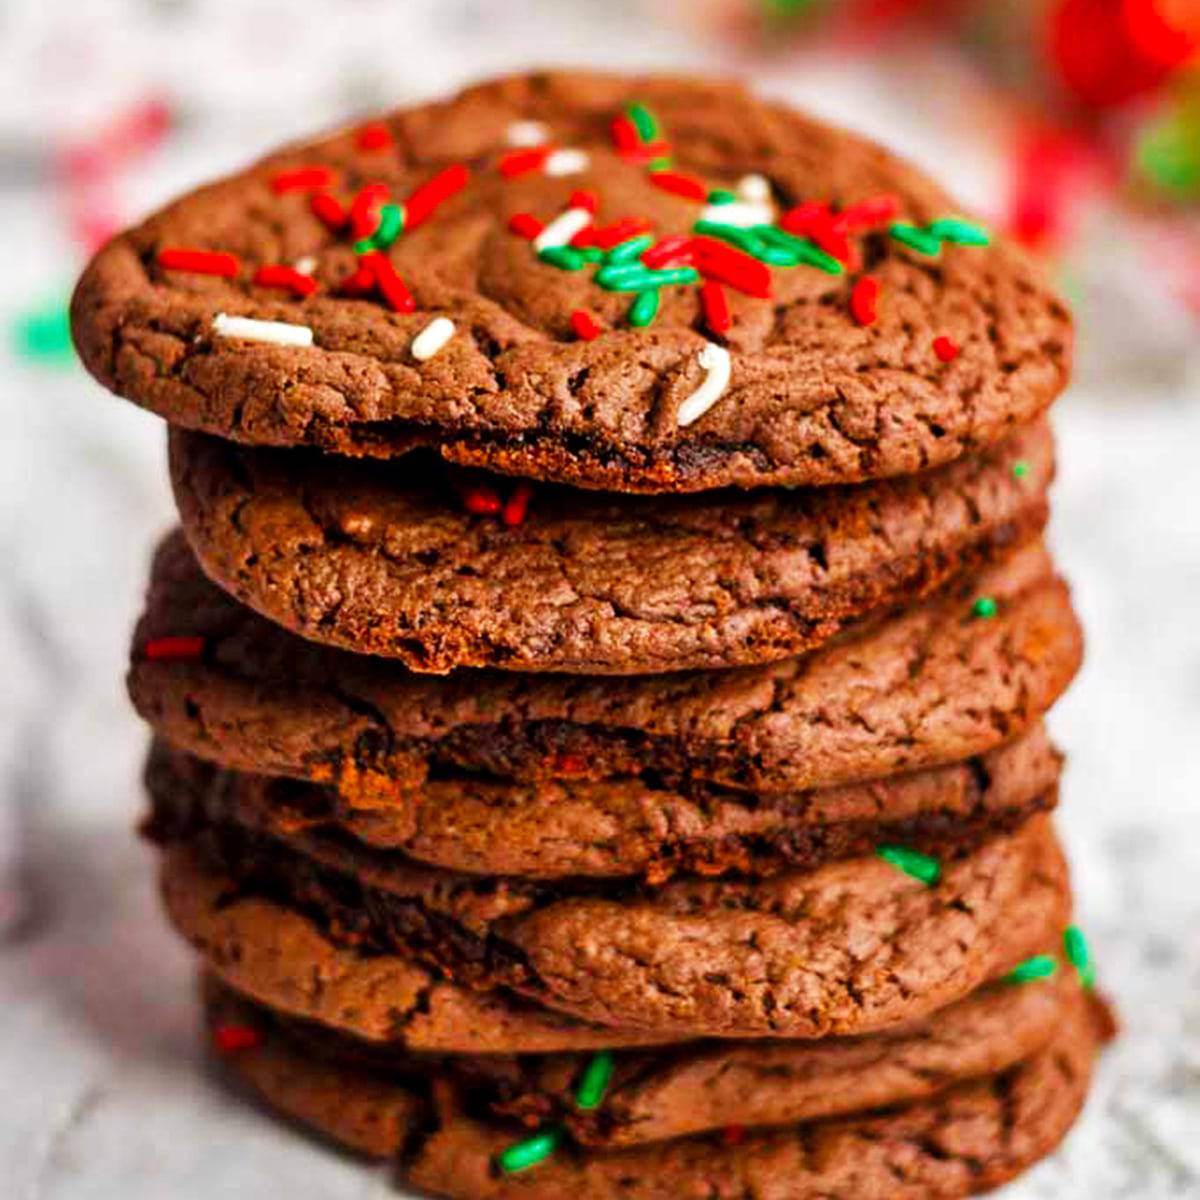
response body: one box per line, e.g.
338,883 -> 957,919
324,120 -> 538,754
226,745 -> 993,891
293,255 -> 317,275
533,206 -> 592,252
212,312 -> 313,347
411,316 -> 456,361
677,343 -> 731,428
544,148 -> 590,177
699,200 -> 774,228
737,173 -> 771,203
506,119 -> 549,147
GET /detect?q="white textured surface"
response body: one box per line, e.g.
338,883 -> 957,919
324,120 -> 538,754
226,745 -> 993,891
2,2 -> 1199,1196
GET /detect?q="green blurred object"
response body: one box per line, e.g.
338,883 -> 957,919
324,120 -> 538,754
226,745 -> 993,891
1136,101 -> 1200,201
12,298 -> 74,364
763,0 -> 822,18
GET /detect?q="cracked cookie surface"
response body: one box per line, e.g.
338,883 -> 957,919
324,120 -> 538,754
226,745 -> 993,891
153,805 -> 1070,1039
204,974 -> 1109,1197
130,534 -> 1082,798
72,71 -> 1071,493
169,420 -> 1051,674
207,965 -> 1087,1149
145,726 -> 1060,881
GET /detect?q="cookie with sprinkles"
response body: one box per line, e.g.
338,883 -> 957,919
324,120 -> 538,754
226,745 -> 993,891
129,533 -> 1083,799
150,755 -> 1071,1039
144,722 -> 1061,882
71,71 -> 1072,493
202,972 -> 1111,1197
167,420 -> 1053,674
204,962 -> 1089,1149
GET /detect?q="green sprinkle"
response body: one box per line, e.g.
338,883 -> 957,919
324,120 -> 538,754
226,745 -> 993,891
628,289 -> 660,327
928,217 -> 990,247
644,267 -> 700,287
596,265 -> 699,292
11,298 -> 74,364
693,220 -> 764,255
707,189 -> 738,205
647,156 -> 673,172
595,262 -> 655,290
876,845 -> 941,886
972,596 -> 998,620
497,1125 -> 564,1174
890,222 -> 942,256
578,246 -> 604,263
1006,955 -> 1058,985
753,225 -> 843,274
574,1050 -> 615,1111
354,202 -> 404,253
1063,926 -> 1096,990
626,103 -> 658,142
1012,460 -> 1030,480
538,246 -> 588,271
757,243 -> 802,267
605,234 -> 655,264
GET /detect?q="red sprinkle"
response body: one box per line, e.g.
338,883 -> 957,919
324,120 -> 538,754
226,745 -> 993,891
356,122 -> 393,152
720,1125 -> 746,1147
779,201 -> 831,235
570,310 -> 602,341
309,191 -> 347,231
569,189 -> 598,214
405,165 -> 470,229
700,280 -> 731,335
362,251 -> 414,313
271,166 -> 335,195
780,202 -> 854,264
499,146 -> 552,178
649,171 -> 708,201
553,753 -> 588,774
850,277 -> 879,326
588,217 -> 654,251
252,265 -> 318,298
508,212 -> 545,240
212,1025 -> 262,1055
693,237 -> 772,298
610,114 -> 641,154
641,235 -> 695,269
462,484 -> 502,516
502,481 -> 535,527
349,183 -> 391,239
839,193 -> 902,230
143,635 -> 205,662
933,336 -> 960,362
339,262 -> 377,296
628,140 -> 672,164
157,248 -> 239,278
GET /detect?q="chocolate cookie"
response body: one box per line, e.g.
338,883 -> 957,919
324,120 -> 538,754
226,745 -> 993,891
170,421 -> 1050,674
130,534 -> 1082,798
205,979 -> 1110,1197
163,846 -> 670,1054
153,804 -> 1070,1038
72,71 -> 1071,494
145,725 -> 1060,880
163,844 -> 1071,1053
211,961 -> 1087,1148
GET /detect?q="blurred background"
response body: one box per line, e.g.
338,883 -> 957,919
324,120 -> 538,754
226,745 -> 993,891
1,1 -> 1198,1195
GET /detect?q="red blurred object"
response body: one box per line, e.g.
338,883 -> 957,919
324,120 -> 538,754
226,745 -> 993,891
1049,0 -> 1200,109
1123,0 -> 1200,68
56,96 -> 172,184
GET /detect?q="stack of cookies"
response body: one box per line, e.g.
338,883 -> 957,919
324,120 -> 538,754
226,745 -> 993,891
72,72 -> 1112,1198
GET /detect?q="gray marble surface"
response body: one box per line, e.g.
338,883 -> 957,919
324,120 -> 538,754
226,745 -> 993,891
2,2 -> 1199,1196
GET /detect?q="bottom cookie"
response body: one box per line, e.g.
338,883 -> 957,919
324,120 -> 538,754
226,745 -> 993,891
206,978 -> 1111,1199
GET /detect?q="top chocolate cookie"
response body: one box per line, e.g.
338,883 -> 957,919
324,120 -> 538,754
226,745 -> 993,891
72,72 -> 1071,493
